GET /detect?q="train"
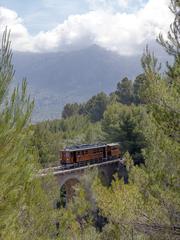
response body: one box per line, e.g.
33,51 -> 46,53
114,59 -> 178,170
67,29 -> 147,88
60,143 -> 121,166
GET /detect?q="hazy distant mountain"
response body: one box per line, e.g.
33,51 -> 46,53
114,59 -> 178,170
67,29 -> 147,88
12,45 -> 168,122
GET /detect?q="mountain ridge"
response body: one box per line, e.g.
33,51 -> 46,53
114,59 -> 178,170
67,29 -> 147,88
12,45 -> 168,122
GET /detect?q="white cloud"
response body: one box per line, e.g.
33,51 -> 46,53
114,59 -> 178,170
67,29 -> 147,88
0,7 -> 34,51
0,0 -> 173,55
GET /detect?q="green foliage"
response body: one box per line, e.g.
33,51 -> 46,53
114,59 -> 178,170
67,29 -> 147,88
157,0 -> 180,87
102,103 -> 146,164
33,115 -> 104,166
157,0 -> 180,59
93,175 -> 145,239
115,77 -> 134,105
0,29 -> 14,103
133,73 -> 147,104
61,92 -> 109,122
84,92 -> 109,122
62,102 -> 80,119
0,29 -> 58,239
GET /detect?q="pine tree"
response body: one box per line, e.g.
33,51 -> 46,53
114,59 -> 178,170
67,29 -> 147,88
0,29 -> 57,239
102,103 -> 146,164
116,77 -> 133,105
133,73 -> 147,104
157,0 -> 180,85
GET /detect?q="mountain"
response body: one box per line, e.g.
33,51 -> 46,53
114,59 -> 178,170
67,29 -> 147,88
12,45 -> 168,122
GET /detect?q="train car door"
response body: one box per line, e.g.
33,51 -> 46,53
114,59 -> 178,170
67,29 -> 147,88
73,151 -> 77,163
107,146 -> 111,159
103,147 -> 107,159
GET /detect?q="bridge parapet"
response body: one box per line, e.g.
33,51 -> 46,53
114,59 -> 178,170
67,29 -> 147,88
40,158 -> 125,177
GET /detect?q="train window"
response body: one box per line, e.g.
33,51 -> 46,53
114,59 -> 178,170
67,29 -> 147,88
112,147 -> 117,150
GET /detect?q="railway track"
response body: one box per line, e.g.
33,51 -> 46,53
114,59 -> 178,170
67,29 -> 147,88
39,157 -> 125,177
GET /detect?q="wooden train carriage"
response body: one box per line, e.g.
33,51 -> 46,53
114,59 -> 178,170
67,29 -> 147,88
60,144 -> 107,165
60,143 -> 120,165
107,143 -> 121,159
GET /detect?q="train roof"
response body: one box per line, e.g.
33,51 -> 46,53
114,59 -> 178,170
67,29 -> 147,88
62,143 -> 119,152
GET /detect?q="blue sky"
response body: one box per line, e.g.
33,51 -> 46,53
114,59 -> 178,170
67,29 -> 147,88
0,0 -> 89,33
0,0 -> 172,54
0,0 -> 148,34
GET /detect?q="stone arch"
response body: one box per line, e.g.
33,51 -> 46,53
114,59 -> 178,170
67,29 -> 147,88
60,176 -> 80,204
59,174 -> 81,188
98,168 -> 110,186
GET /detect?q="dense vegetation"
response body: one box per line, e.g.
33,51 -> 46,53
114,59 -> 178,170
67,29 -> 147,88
32,115 -> 104,166
34,70 -> 149,166
0,0 -> 179,239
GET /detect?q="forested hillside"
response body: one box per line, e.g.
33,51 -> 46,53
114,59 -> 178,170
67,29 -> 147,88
1,0 -> 180,239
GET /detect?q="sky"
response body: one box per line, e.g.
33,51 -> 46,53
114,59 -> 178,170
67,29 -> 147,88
0,0 -> 173,55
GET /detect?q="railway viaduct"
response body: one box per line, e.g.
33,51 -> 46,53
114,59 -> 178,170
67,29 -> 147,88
41,158 -> 127,202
